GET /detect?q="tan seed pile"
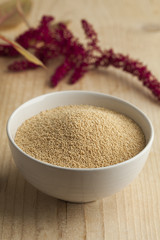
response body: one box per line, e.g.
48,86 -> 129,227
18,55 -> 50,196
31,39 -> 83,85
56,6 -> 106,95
15,105 -> 146,168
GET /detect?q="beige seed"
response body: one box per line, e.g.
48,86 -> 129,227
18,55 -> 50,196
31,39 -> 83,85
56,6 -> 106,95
14,105 -> 146,168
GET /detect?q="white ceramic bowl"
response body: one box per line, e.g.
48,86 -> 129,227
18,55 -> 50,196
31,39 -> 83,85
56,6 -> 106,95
7,91 -> 154,202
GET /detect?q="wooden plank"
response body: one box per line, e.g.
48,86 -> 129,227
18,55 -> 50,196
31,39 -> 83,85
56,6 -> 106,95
0,0 -> 160,239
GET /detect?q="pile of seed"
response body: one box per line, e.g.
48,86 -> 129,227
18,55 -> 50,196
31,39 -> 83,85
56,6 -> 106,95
14,105 -> 146,168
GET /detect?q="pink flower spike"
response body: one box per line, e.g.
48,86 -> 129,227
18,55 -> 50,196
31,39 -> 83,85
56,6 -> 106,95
81,19 -> 98,47
70,62 -> 89,84
8,60 -> 38,71
50,59 -> 72,87
0,44 -> 19,57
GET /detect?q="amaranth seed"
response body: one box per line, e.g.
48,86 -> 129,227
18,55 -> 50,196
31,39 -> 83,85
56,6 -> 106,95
14,105 -> 146,168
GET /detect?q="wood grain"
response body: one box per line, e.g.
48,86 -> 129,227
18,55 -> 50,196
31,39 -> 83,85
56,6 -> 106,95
0,0 -> 160,239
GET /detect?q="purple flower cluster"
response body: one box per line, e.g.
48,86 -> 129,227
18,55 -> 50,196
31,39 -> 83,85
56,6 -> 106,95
0,15 -> 160,100
0,44 -> 19,57
94,50 -> 160,100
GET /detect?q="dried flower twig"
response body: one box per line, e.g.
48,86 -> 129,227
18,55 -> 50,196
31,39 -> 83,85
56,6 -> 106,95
0,0 -> 32,30
0,15 -> 160,101
0,34 -> 46,68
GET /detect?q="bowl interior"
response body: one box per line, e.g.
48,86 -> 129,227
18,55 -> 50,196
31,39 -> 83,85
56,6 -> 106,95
7,91 -> 153,148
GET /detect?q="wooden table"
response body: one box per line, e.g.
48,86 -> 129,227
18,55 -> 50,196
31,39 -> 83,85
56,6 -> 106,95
0,0 -> 160,239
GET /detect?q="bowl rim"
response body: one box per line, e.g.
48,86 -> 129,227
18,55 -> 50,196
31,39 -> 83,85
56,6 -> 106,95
6,90 -> 154,171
